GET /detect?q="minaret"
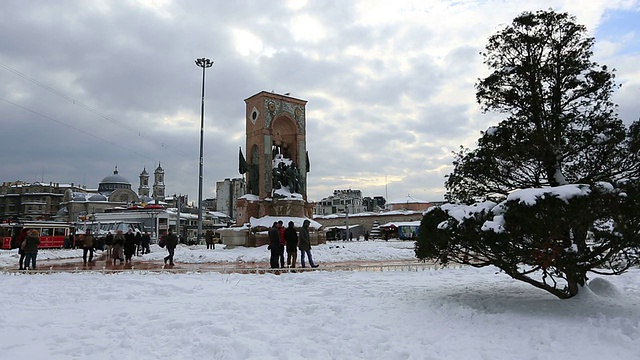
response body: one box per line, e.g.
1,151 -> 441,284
152,162 -> 165,201
138,167 -> 149,197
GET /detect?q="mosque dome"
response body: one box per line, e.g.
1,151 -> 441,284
98,166 -> 132,194
88,194 -> 108,201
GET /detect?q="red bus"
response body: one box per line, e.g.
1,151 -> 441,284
0,222 -> 74,250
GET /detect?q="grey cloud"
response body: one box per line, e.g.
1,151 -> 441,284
1,1 -> 637,204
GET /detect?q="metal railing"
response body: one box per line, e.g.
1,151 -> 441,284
0,262 -> 464,275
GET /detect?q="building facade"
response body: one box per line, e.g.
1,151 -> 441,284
216,178 -> 245,219
315,189 -> 366,215
387,195 -> 432,211
363,196 -> 387,212
0,181 -> 87,221
0,166 -> 170,223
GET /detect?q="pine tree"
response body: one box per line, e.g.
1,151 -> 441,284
445,10 -> 638,203
417,10 -> 640,299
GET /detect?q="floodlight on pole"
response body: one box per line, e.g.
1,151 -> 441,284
195,57 -> 213,244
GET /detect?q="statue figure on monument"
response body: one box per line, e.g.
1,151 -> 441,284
273,162 -> 286,190
285,164 -> 295,192
294,167 -> 303,194
248,164 -> 259,195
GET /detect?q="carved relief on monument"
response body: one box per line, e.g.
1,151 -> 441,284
264,99 -> 304,130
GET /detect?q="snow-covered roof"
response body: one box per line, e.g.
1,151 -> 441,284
388,194 -> 428,204
207,211 -> 230,219
68,192 -> 110,202
314,209 -> 422,219
249,216 -> 322,229
380,221 -> 421,228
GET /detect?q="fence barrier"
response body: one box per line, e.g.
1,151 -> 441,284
0,262 -> 465,275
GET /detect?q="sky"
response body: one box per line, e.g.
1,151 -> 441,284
1,1 -> 639,205
1,240 -> 640,359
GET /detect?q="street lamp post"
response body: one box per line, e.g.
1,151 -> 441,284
195,57 -> 213,244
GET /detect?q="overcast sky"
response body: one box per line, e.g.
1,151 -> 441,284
1,0 -> 638,205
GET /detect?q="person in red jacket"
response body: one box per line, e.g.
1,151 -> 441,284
277,220 -> 286,268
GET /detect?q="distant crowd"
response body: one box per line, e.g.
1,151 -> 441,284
14,222 -> 319,270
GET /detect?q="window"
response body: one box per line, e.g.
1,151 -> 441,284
41,228 -> 53,236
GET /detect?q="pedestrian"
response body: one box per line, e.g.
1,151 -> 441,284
364,231 -> 369,241
124,229 -> 136,264
23,229 -> 41,270
104,231 -> 114,259
112,230 -> 125,266
277,220 -> 286,268
17,228 -> 29,270
268,222 -> 281,269
163,228 -> 178,266
142,232 -> 151,254
299,219 -> 318,268
284,221 -> 298,268
135,231 -> 143,256
205,229 -> 215,249
82,229 -> 95,265
65,233 -> 73,249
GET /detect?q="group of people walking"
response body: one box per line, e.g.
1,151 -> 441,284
78,228 -> 152,266
268,219 -> 318,269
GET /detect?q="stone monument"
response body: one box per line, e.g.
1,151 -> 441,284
235,91 -> 315,226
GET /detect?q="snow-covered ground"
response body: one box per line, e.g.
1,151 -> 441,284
1,240 -> 639,359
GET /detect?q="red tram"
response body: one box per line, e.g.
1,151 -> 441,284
0,222 -> 74,250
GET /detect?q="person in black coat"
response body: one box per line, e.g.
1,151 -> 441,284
284,221 -> 298,268
268,222 -> 281,269
163,229 -> 179,266
134,231 -> 143,256
123,230 -> 136,264
104,232 -> 114,260
17,228 -> 28,270
142,232 -> 151,254
299,220 -> 318,268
